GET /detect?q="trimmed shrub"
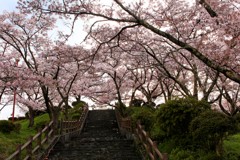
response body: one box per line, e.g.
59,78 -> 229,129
13,123 -> 21,133
150,122 -> 166,141
155,97 -> 210,138
195,151 -> 220,160
72,100 -> 88,108
223,152 -> 240,160
129,99 -> 145,107
142,101 -> 156,108
169,148 -> 194,160
0,120 -> 20,134
233,113 -> 240,131
67,100 -> 89,120
71,113 -> 81,120
190,110 -> 236,155
128,107 -> 155,131
34,120 -> 48,131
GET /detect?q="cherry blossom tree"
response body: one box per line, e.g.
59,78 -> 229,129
18,0 -> 240,83
216,76 -> 240,116
4,0 -> 237,117
0,11 -> 94,126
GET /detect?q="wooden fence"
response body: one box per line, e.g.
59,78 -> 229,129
6,107 -> 89,160
135,121 -> 168,160
59,107 -> 89,142
115,109 -> 167,160
5,121 -> 58,160
115,109 -> 131,135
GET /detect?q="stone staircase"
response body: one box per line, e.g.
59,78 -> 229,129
47,110 -> 142,160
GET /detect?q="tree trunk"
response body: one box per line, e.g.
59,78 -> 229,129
216,139 -> 224,157
28,107 -> 35,128
51,106 -> 61,133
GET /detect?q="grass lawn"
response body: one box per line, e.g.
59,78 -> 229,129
224,133 -> 240,159
0,114 -> 50,159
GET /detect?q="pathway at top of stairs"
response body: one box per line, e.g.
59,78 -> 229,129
47,109 -> 142,160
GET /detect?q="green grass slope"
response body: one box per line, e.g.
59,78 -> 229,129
0,114 -> 49,159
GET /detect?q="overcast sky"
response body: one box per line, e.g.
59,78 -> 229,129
0,1 -> 18,120
0,0 -> 18,13
0,0 -> 88,120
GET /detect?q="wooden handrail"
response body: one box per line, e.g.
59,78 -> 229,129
115,109 -> 131,134
6,121 -> 56,160
6,107 -> 89,160
135,121 -> 168,160
60,107 -> 88,135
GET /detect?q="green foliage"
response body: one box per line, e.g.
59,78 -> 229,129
0,113 -> 49,159
150,122 -> 166,141
71,113 -> 81,120
195,151 -> 220,160
0,120 -> 21,134
129,99 -> 145,107
127,107 -> 155,131
142,101 -> 156,109
13,123 -> 21,133
68,100 -> 88,120
223,152 -> 240,160
115,102 -> 127,117
233,113 -> 240,131
72,100 -> 88,108
223,133 -> 240,160
169,148 -> 219,160
34,120 -> 48,131
190,110 -> 235,154
169,148 -> 194,160
155,97 -> 210,138
158,139 -> 178,153
127,97 -> 240,160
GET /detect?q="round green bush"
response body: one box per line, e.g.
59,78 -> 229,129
13,123 -> 21,133
34,120 -> 48,131
72,100 -> 88,108
0,120 -> 19,133
222,151 -> 240,160
71,113 -> 81,120
155,97 -> 210,138
169,148 -> 194,160
129,99 -> 145,107
128,107 -> 155,131
190,110 -> 236,155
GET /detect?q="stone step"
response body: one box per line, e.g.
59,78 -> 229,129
47,110 -> 142,160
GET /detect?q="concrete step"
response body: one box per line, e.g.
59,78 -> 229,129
47,110 -> 142,160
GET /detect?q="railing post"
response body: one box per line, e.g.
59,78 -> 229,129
46,125 -> 50,143
38,129 -> 42,150
162,153 -> 168,160
135,121 -> 168,160
15,145 -> 22,160
60,119 -> 63,135
153,141 -> 158,160
52,120 -> 57,136
27,136 -> 33,159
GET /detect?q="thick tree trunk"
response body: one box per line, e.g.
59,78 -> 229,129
41,86 -> 52,119
28,107 -> 35,128
51,106 -> 61,133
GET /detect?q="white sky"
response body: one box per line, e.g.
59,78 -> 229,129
0,0 -> 20,120
0,0 -> 89,119
0,0 -> 18,13
0,0 -> 194,119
